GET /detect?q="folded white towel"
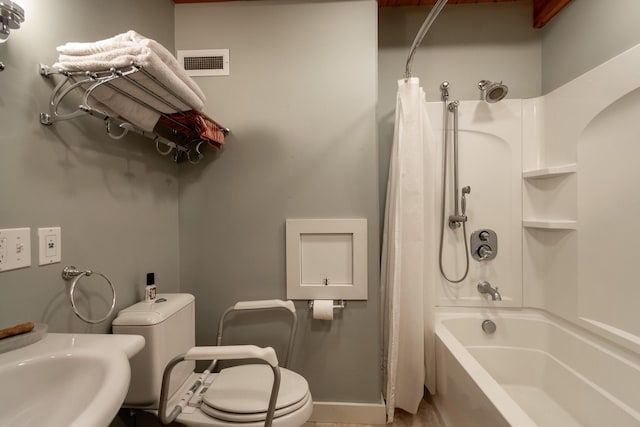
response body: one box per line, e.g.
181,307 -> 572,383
56,30 -> 205,103
57,46 -> 146,68
56,31 -> 137,56
54,32 -> 206,132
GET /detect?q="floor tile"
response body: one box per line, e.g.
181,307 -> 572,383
303,395 -> 442,427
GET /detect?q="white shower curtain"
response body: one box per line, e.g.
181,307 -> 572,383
381,77 -> 436,422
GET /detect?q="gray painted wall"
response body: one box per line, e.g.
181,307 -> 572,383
541,0 -> 640,93
175,0 -> 381,403
0,0 -> 179,334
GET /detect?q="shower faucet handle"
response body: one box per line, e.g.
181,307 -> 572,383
471,229 -> 498,262
477,244 -> 493,260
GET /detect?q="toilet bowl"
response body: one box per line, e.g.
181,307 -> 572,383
161,362 -> 313,427
112,294 -> 312,426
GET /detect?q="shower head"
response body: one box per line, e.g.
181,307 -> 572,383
478,80 -> 508,103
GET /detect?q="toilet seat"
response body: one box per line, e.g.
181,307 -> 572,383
201,392 -> 311,423
201,364 -> 310,422
174,393 -> 313,427
162,365 -> 313,427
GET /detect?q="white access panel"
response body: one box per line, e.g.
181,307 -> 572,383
286,219 -> 367,300
0,228 -> 31,272
300,233 -> 353,285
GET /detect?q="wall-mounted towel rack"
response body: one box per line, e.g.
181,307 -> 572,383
38,63 -> 229,164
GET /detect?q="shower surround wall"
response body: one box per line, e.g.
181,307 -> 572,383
429,48 -> 640,422
431,100 -> 523,307
523,43 -> 640,354
426,42 -> 640,354
175,0 -> 381,408
0,0 -> 179,334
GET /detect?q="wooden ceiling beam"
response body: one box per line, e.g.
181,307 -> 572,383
532,0 -> 571,28
173,0 -> 573,28
173,0 -> 253,3
378,0 -> 519,5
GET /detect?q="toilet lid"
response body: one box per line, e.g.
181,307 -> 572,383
201,364 -> 309,415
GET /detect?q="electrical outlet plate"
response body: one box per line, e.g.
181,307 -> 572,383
0,228 -> 31,272
38,227 -> 61,265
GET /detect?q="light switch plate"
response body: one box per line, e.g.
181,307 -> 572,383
38,227 -> 61,265
0,228 -> 31,272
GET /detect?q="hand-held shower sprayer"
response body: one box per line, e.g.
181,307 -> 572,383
461,186 -> 470,215
449,185 -> 471,229
439,86 -> 471,283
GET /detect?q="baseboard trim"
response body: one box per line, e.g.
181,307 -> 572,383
309,397 -> 386,424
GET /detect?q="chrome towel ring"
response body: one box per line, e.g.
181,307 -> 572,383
62,266 -> 116,324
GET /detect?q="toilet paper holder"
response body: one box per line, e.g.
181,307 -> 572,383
307,300 -> 347,310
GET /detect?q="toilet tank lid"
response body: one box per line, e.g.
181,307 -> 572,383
112,293 -> 195,326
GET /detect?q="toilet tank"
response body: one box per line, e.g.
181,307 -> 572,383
113,293 -> 195,408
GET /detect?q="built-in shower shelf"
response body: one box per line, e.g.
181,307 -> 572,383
523,164 -> 577,179
523,219 -> 577,230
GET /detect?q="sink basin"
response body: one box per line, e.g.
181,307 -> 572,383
0,333 -> 144,427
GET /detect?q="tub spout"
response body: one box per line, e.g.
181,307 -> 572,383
477,281 -> 502,301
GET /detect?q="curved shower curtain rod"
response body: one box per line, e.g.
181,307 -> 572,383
404,0 -> 449,79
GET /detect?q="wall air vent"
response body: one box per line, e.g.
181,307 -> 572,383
177,49 -> 230,77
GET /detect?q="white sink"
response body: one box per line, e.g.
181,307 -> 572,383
0,333 -> 144,427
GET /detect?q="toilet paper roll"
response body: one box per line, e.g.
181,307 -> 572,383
312,300 -> 334,320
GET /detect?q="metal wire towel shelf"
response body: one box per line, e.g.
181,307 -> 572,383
38,63 -> 230,164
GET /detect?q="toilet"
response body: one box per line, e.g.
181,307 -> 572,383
112,293 -> 313,427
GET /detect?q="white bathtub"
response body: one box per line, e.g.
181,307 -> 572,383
433,309 -> 640,427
